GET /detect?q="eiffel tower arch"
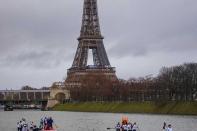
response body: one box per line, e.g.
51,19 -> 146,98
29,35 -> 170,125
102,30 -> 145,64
65,0 -> 117,87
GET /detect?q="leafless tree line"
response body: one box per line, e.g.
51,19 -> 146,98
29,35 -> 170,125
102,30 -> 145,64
157,63 -> 197,101
69,63 -> 197,102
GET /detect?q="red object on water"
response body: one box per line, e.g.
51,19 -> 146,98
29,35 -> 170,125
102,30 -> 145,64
122,116 -> 128,124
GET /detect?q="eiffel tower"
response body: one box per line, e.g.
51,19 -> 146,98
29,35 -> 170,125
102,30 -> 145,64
65,0 -> 117,85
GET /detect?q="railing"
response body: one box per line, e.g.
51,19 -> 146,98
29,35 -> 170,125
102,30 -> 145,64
0,90 -> 50,101
0,90 -> 50,93
68,66 -> 116,72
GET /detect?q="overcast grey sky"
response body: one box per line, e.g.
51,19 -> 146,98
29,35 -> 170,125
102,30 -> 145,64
0,0 -> 197,89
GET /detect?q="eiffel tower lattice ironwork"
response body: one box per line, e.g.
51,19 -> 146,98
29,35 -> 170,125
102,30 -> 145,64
72,0 -> 110,69
66,0 -> 117,85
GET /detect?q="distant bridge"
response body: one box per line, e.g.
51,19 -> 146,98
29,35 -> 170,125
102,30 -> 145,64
0,84 -> 71,109
0,90 -> 50,104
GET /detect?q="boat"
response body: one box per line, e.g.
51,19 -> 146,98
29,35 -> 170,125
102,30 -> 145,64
42,129 -> 57,131
4,105 -> 13,111
42,127 -> 57,131
28,127 -> 57,131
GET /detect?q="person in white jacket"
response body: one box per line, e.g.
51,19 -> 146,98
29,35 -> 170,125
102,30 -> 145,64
132,122 -> 139,131
167,124 -> 173,131
21,119 -> 28,131
115,122 -> 121,131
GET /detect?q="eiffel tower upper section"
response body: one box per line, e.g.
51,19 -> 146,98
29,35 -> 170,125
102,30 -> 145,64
70,0 -> 113,70
79,0 -> 103,40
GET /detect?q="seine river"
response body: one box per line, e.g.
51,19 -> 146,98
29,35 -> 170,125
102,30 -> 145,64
0,110 -> 196,131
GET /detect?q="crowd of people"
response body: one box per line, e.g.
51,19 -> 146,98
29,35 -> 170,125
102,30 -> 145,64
17,117 -> 55,131
115,117 -> 173,131
115,122 -> 139,131
115,117 -> 139,131
39,117 -> 54,130
17,118 -> 39,131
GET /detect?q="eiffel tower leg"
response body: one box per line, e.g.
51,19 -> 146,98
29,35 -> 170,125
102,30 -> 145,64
81,47 -> 88,68
92,48 -> 100,66
72,45 -> 81,68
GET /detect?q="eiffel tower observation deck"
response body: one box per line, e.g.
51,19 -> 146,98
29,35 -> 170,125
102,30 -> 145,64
66,0 -> 117,85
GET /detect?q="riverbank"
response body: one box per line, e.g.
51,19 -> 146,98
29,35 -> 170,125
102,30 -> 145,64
53,102 -> 197,115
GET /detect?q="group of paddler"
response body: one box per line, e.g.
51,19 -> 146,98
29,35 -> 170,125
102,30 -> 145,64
112,116 -> 139,131
17,117 -> 56,131
17,118 -> 40,131
112,117 -> 173,131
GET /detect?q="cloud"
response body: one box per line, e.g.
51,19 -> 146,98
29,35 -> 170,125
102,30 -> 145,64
102,0 -> 197,58
0,0 -> 197,89
1,51 -> 56,68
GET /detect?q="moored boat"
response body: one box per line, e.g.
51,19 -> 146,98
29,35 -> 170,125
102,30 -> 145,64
4,105 -> 13,111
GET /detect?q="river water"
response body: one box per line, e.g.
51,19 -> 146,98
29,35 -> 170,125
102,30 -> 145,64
0,110 -> 196,131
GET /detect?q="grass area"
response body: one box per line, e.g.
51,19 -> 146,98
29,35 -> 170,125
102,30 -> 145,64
53,102 -> 197,115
